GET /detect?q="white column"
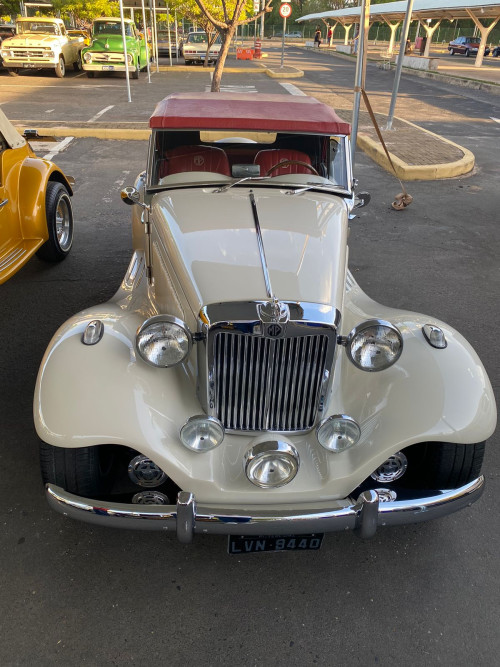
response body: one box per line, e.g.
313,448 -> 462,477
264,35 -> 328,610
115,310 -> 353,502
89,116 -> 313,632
466,8 -> 500,68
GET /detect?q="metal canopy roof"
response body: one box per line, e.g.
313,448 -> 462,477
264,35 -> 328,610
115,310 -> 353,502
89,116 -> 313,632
298,0 -> 500,23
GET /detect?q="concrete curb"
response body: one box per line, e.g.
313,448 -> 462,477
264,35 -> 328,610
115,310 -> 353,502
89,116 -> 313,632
258,63 -> 304,78
357,117 -> 475,180
16,126 -> 150,140
157,65 -> 264,73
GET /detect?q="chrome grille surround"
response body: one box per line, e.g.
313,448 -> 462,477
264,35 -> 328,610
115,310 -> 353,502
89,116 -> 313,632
197,302 -> 340,434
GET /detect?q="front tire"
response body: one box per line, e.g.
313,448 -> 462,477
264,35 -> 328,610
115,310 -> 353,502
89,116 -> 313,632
132,60 -> 139,79
449,48 -> 455,55
36,182 -> 73,262
8,68 -> 19,76
403,441 -> 485,489
87,70 -> 95,78
40,442 -> 114,497
73,54 -> 82,71
465,48 -> 470,57
55,56 -> 65,78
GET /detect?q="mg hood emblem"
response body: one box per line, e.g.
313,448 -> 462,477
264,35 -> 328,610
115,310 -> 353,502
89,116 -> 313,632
258,299 -> 289,337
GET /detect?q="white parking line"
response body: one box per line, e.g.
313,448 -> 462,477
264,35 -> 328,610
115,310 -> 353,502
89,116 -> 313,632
88,105 -> 115,123
279,83 -> 307,96
45,109 -> 55,113
490,117 -> 500,124
42,136 -> 74,160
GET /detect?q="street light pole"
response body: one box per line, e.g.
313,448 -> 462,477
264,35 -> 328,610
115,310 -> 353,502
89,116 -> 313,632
386,0 -> 415,130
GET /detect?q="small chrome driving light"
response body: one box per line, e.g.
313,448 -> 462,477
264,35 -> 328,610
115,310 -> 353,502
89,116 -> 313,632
128,455 -> 168,487
245,441 -> 299,488
82,319 -> 104,345
136,315 -> 192,367
346,319 -> 403,372
422,324 -> 447,349
180,416 -> 224,453
316,415 -> 361,453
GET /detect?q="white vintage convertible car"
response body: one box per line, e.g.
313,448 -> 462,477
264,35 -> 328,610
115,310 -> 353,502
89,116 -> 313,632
35,93 -> 496,552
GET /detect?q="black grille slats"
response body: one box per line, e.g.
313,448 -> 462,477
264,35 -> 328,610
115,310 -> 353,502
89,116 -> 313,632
213,332 -> 329,432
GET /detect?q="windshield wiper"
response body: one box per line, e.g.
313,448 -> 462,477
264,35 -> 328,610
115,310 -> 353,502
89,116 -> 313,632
212,176 -> 271,194
285,181 -> 348,196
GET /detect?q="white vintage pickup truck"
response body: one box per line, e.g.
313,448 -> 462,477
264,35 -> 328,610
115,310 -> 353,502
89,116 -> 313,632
0,17 -> 83,77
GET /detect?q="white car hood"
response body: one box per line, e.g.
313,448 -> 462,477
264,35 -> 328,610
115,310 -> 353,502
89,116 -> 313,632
151,186 -> 348,315
3,35 -> 62,46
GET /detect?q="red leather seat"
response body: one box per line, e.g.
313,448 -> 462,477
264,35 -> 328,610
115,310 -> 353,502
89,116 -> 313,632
159,145 -> 230,178
254,149 -> 313,176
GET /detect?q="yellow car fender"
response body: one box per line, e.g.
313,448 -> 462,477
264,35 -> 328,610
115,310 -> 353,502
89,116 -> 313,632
17,156 -> 73,240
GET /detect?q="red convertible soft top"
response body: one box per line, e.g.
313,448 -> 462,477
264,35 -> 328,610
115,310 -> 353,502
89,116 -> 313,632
150,92 -> 351,135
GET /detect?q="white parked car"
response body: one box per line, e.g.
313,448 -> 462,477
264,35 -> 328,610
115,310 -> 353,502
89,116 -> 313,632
36,93 -> 496,553
0,17 -> 84,77
182,31 -> 221,64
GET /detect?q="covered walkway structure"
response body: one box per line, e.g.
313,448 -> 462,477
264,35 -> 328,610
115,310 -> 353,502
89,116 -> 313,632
297,1 -> 500,67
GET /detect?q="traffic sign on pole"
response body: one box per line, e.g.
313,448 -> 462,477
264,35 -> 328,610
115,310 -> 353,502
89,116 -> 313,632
279,3 -> 291,18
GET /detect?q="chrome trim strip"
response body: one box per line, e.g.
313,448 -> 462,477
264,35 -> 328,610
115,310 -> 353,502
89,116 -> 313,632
46,476 -> 484,538
248,190 -> 273,299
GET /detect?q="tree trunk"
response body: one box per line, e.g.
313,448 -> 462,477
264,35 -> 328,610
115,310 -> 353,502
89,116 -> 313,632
211,26 -> 236,92
204,32 -> 217,67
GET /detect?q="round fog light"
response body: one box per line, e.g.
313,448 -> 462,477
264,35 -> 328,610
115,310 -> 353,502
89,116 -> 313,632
180,416 -> 224,452
316,415 -> 361,453
245,441 -> 299,488
128,455 -> 167,487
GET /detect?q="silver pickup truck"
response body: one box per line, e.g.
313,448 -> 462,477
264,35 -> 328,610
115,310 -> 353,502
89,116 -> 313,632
0,17 -> 83,77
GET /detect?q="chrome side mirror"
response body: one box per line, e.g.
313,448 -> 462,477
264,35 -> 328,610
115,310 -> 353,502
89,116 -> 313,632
121,186 -> 150,211
353,192 -> 371,209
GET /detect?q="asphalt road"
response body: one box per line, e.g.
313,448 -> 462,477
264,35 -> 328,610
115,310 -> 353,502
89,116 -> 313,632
0,50 -> 499,666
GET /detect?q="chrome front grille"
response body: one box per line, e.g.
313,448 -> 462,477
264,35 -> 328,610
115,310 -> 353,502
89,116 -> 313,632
213,332 -> 329,432
12,49 -> 46,58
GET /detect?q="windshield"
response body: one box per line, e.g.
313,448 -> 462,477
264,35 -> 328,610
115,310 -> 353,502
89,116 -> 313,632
148,130 -> 350,193
93,21 -> 133,37
17,21 -> 60,36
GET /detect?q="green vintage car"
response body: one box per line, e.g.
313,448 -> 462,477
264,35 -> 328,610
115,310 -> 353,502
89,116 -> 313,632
82,17 -> 148,78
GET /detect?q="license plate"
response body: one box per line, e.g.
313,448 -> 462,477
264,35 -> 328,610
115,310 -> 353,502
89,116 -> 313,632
228,533 -> 323,554
102,65 -> 114,70
23,63 -> 36,68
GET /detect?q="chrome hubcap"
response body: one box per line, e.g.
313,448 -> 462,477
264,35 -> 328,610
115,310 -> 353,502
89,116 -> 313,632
128,455 -> 167,487
132,491 -> 170,505
371,451 -> 408,483
56,194 -> 72,250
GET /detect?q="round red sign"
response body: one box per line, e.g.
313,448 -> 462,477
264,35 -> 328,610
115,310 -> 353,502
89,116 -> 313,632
279,3 -> 292,18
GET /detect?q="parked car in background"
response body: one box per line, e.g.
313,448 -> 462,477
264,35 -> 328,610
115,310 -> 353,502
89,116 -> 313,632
448,36 -> 490,57
36,92 -> 496,552
182,31 -> 221,64
68,28 -> 91,46
286,31 -> 302,38
0,23 -> 16,67
82,17 -> 148,78
0,17 -> 84,77
0,109 -> 74,284
157,29 -> 180,57
492,44 -> 500,57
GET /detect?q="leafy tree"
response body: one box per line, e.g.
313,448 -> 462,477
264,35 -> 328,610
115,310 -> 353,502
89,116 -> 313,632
56,0 -> 119,24
193,0 -> 272,92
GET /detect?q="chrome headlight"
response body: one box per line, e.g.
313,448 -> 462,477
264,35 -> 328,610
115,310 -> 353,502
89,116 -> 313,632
180,416 -> 224,452
83,52 -> 92,62
136,315 -> 192,367
316,415 -> 361,453
245,441 -> 299,488
127,53 -> 133,63
346,319 -> 402,372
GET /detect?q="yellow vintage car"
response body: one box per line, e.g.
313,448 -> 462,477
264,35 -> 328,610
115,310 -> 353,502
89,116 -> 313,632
0,108 -> 74,284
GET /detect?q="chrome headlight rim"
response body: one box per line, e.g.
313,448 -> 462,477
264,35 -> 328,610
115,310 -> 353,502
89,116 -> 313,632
83,51 -> 92,62
180,415 -> 225,453
136,314 -> 192,368
316,414 -> 361,453
244,441 -> 300,489
346,318 -> 403,372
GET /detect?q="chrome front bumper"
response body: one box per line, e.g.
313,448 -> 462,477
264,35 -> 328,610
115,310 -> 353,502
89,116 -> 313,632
46,476 -> 484,543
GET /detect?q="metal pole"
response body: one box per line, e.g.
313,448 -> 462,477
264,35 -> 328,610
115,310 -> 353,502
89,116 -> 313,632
351,0 -> 368,167
167,5 -> 173,67
260,0 -> 265,38
175,10 -> 178,62
141,0 -> 151,83
153,3 -> 159,72
386,0 -> 414,130
119,0 -> 132,103
281,17 -> 286,68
